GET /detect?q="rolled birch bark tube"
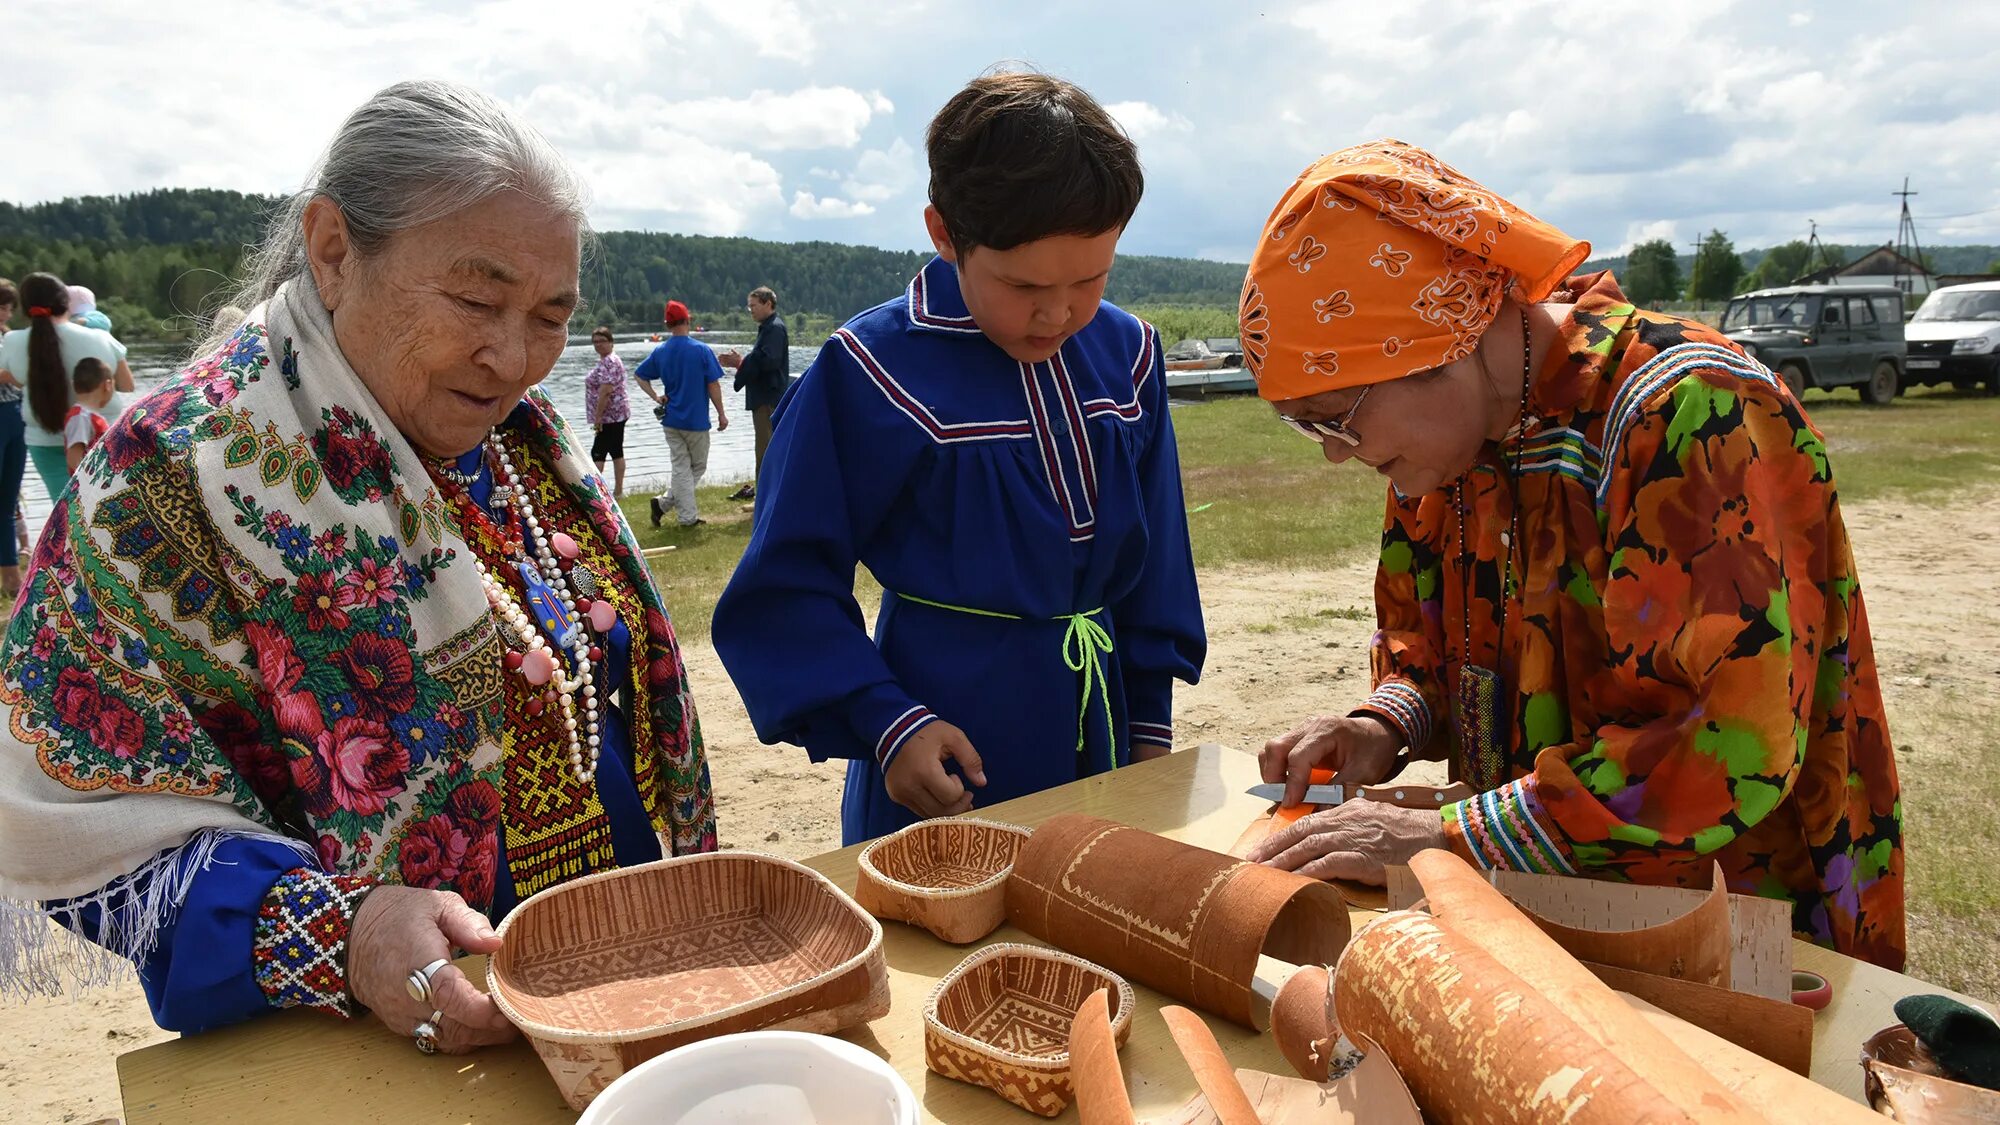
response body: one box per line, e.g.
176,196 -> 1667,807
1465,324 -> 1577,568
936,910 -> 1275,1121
1406,849 -> 1762,1123
1334,910 -> 1704,1124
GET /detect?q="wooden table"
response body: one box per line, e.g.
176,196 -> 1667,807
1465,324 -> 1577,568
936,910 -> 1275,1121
117,745 -> 1982,1123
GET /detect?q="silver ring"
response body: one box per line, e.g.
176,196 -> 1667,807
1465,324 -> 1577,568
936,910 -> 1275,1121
413,1018 -> 440,1055
405,958 -> 450,1006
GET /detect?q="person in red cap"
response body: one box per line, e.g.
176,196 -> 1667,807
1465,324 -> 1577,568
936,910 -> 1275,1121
635,299 -> 730,528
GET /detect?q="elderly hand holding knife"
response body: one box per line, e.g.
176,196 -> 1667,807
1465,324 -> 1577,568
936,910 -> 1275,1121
1244,713 -> 1470,885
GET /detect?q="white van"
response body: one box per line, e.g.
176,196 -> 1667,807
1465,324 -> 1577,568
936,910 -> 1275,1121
1904,281 -> 2000,394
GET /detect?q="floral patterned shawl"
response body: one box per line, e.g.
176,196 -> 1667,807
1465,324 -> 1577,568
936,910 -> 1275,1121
0,278 -> 716,994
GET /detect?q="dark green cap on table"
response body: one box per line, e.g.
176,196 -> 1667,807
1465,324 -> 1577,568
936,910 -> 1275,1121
1894,994 -> 2000,1091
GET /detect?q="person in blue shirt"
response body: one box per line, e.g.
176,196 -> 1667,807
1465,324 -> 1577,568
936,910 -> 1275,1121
636,299 -> 731,528
713,71 -> 1207,845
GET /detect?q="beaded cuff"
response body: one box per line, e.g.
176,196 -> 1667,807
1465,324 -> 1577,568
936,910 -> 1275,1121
1355,679 -> 1432,755
1443,779 -> 1578,876
252,868 -> 377,1018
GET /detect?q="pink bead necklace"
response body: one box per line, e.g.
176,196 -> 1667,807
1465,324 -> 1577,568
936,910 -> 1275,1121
452,432 -> 620,784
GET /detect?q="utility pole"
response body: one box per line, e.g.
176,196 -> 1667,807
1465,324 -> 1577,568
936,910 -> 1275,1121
1688,238 -> 1706,311
1892,176 -> 1925,299
1806,220 -> 1835,279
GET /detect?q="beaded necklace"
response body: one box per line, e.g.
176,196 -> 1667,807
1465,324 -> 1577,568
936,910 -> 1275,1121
428,434 -> 615,783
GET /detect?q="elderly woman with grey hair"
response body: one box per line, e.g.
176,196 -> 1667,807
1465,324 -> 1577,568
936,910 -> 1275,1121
0,81 -> 716,1053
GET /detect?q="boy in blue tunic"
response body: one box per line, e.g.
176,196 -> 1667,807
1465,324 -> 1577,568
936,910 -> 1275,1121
713,72 -> 1206,844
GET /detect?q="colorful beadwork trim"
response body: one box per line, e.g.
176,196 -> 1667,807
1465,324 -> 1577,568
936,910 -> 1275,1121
1446,779 -> 1577,876
252,868 -> 377,1018
1358,679 -> 1433,754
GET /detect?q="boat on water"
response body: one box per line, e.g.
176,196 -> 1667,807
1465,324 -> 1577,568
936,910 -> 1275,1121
1163,336 -> 1246,372
1161,337 -> 1254,396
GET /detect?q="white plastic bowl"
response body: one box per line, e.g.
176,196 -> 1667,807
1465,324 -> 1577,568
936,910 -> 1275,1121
576,1030 -> 918,1125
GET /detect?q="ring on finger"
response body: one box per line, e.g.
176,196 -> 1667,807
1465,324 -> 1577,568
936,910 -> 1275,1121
405,957 -> 451,1006
413,1015 -> 441,1055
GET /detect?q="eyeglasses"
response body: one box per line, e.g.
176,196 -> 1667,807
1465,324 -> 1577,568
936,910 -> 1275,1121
1277,384 -> 1371,447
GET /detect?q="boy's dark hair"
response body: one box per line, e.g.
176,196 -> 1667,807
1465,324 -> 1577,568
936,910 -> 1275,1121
591,325 -> 613,340
926,70 -> 1143,254
748,286 -> 777,309
72,356 -> 111,395
0,277 -> 16,308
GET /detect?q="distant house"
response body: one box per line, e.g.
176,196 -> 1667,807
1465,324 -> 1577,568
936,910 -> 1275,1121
1795,244 -> 1936,296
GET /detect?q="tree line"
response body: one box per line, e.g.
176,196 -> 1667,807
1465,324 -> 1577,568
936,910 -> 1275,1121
0,188 -> 1250,340
1595,234 -> 2000,307
12,188 -> 2000,340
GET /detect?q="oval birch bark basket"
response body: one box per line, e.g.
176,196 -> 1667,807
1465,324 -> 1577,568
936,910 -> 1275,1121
1004,814 -> 1349,1029
488,852 -> 890,1111
855,818 -> 1032,943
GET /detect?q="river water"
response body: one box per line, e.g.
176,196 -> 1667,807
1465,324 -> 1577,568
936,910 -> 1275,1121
14,333 -> 813,534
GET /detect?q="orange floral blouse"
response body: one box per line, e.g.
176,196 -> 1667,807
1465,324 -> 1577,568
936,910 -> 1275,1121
1357,271 -> 1906,968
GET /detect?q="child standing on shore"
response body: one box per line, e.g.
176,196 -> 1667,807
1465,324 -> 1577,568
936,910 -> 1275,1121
63,357 -> 115,474
713,71 -> 1206,844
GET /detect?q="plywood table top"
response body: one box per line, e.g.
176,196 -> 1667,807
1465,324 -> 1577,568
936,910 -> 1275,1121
116,744 -> 1974,1122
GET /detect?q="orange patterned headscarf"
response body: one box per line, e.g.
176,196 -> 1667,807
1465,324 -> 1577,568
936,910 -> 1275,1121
1241,139 -> 1590,401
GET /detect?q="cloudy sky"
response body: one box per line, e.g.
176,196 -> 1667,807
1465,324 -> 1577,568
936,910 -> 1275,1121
5,0 -> 1998,262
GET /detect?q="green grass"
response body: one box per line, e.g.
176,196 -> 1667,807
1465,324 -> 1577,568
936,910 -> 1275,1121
1797,385 -> 2000,502
622,488 -> 880,644
1171,396 -> 1388,569
1125,304 -> 1243,347
1887,678 -> 2000,998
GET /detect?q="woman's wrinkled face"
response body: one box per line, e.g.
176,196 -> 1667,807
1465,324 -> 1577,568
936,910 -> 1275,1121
306,191 -> 581,458
1272,353 -> 1491,497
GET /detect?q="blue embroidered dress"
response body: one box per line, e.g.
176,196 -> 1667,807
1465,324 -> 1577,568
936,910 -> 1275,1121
713,258 -> 1206,844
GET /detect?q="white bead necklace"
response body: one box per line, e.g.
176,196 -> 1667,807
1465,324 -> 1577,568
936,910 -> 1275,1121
463,432 -> 603,784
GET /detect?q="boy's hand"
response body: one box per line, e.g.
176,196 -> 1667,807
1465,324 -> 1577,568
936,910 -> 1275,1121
884,720 -> 986,818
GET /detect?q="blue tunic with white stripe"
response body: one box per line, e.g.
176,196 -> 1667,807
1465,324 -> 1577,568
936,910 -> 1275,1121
712,257 -> 1206,844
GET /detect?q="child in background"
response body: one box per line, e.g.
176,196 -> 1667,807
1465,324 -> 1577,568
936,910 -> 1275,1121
713,71 -> 1206,844
64,357 -> 114,474
583,326 -> 630,496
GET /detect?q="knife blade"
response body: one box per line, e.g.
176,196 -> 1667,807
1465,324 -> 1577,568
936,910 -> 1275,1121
1246,782 -> 1346,806
1246,781 -> 1476,809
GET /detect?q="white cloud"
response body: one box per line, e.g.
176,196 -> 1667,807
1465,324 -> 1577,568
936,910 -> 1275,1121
1618,220 -> 1683,255
790,191 -> 876,219
843,138 -> 922,204
5,0 -> 2000,260
1105,100 -> 1193,141
662,87 -> 887,151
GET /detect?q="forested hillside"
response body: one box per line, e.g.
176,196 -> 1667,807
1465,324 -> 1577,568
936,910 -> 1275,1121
0,189 -> 1248,337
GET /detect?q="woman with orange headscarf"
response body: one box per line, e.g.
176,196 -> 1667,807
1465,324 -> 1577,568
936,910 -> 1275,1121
1241,140 -> 1904,968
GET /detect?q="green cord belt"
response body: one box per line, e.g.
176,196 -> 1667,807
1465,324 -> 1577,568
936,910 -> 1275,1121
890,591 -> 1119,770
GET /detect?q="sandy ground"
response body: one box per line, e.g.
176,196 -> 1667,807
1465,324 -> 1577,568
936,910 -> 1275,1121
5,488 -> 1997,1123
